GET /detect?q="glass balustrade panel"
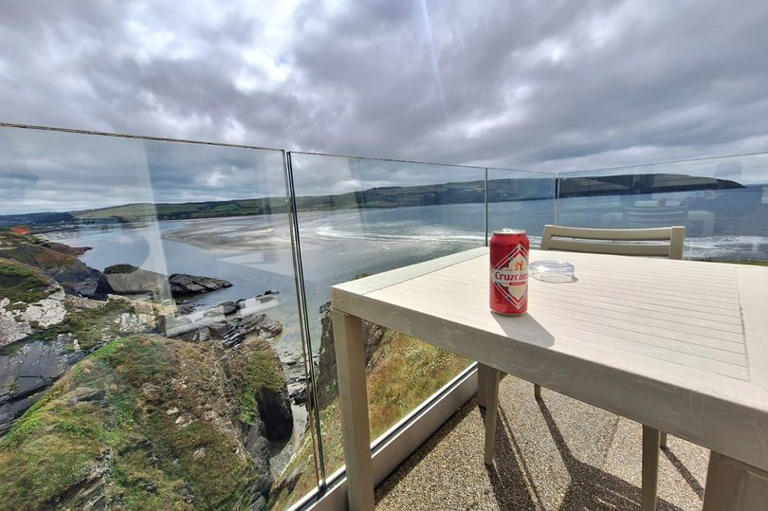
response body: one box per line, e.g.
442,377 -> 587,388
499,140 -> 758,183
289,152 -> 482,480
0,127 -> 317,510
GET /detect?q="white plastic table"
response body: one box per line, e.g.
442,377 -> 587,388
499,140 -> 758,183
331,247 -> 768,511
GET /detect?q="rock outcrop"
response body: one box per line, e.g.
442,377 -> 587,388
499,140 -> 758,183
169,273 -> 232,296
0,295 -> 146,434
174,311 -> 283,347
1,234 -> 112,299
39,241 -> 90,256
316,301 -> 387,408
105,265 -> 168,297
0,281 -> 66,348
0,231 -> 295,509
20,295 -> 67,327
0,334 -> 293,510
104,263 -> 232,299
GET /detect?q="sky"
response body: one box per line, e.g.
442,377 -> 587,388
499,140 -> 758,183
1,0 -> 768,213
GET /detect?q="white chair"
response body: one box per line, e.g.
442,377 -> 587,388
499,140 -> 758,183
479,224 -> 685,511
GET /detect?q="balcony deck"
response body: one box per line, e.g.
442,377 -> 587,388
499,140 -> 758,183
375,374 -> 708,511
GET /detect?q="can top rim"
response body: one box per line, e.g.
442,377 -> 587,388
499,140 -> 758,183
492,228 -> 527,235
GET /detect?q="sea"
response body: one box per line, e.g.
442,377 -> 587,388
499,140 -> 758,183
49,189 -> 768,363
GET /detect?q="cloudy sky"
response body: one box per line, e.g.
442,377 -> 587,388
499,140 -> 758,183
1,0 -> 768,212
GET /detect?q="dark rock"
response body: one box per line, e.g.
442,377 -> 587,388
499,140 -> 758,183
174,313 -> 284,348
288,382 -> 307,405
196,276 -> 232,290
41,242 -> 91,256
0,395 -> 36,436
48,262 -> 113,299
316,301 -> 387,409
106,267 -> 168,297
209,321 -> 234,339
177,326 -> 210,343
0,237 -> 111,299
106,268 -> 232,299
219,301 -> 238,315
169,273 -> 231,296
258,384 -> 293,442
176,303 -> 196,315
245,418 -> 272,478
225,314 -> 283,344
0,337 -> 84,434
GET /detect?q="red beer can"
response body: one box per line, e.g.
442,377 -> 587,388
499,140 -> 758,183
490,229 -> 529,315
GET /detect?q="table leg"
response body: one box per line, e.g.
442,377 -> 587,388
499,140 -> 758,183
333,310 -> 374,511
483,367 -> 500,465
641,425 -> 660,511
477,363 -> 491,409
659,431 -> 667,449
703,452 -> 768,511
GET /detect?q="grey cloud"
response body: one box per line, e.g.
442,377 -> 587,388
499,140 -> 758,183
1,0 -> 768,214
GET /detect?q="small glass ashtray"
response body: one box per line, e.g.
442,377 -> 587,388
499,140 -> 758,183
530,260 -> 575,283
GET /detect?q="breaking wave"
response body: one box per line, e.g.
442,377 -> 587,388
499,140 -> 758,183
314,224 -> 486,244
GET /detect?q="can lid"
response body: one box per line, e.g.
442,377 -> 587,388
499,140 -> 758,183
492,228 -> 527,235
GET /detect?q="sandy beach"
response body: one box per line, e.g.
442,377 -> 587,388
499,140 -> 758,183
162,216 -> 292,250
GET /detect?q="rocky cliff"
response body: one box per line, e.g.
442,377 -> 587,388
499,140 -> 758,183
0,230 -> 295,510
0,334 -> 292,510
104,264 -> 232,299
316,301 -> 387,410
1,231 -> 112,299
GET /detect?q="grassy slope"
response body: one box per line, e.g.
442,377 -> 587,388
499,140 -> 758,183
0,232 -> 60,303
230,336 -> 288,428
0,335 -> 281,510
268,332 -> 468,509
0,259 -> 56,304
34,299 -> 134,349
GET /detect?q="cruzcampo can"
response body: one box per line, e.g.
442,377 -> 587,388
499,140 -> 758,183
490,229 -> 529,315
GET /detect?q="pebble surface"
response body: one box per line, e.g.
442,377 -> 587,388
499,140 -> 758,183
375,375 -> 708,510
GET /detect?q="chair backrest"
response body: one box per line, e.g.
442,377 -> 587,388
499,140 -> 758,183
624,206 -> 688,228
540,224 -> 685,259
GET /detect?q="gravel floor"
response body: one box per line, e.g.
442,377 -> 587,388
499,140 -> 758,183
375,375 -> 709,511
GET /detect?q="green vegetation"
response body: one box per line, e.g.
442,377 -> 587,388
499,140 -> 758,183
0,335 -> 272,510
230,340 -> 285,426
36,300 -> 134,349
76,197 -> 282,223
269,331 -> 468,510
0,229 -> 38,247
366,332 -> 469,434
1,237 -> 80,270
0,259 -> 55,304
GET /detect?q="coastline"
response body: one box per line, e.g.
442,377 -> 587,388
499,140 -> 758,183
162,217 -> 292,251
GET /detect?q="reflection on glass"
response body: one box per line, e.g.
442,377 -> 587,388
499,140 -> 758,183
3,122 -> 764,510
290,153 -> 485,479
0,127 -> 315,510
487,168 -> 558,246
555,154 -> 768,261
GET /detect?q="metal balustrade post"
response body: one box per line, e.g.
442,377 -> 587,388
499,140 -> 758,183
284,151 -> 328,491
